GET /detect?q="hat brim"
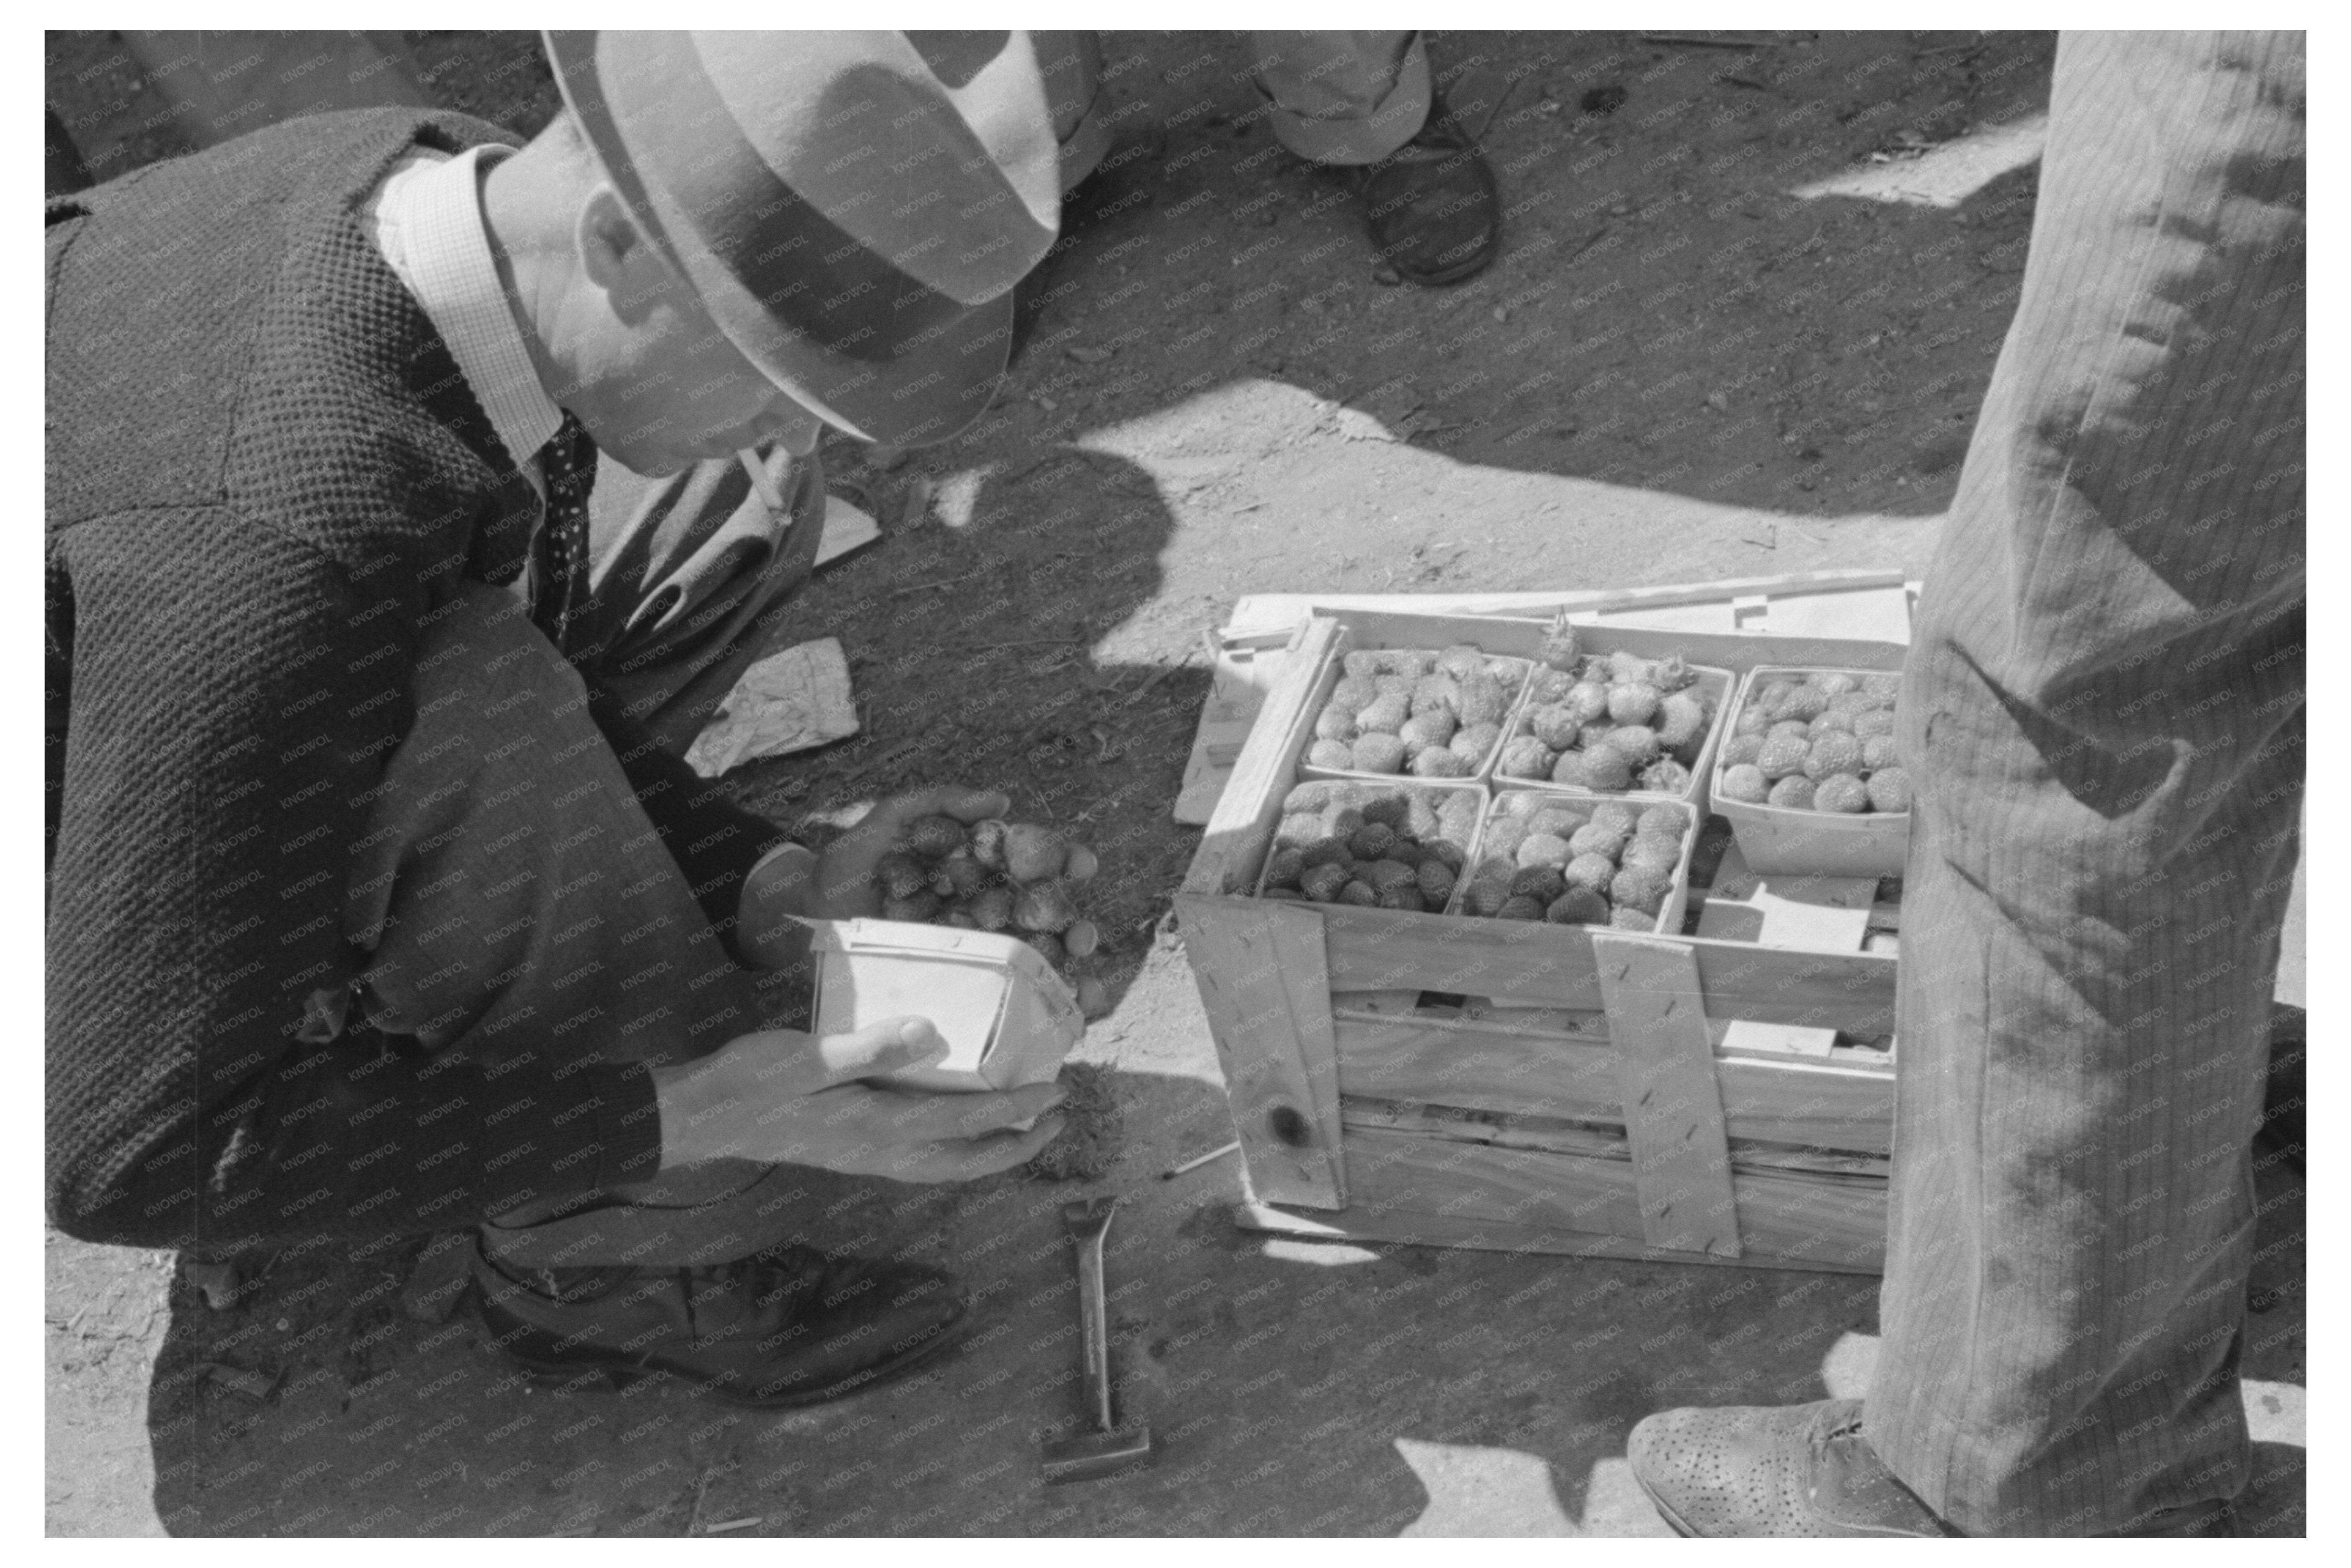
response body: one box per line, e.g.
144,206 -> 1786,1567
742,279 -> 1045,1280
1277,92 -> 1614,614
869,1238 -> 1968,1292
545,31 -> 1014,449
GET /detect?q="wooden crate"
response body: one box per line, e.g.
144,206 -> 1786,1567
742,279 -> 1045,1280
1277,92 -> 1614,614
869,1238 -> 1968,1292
1176,607 -> 1910,1274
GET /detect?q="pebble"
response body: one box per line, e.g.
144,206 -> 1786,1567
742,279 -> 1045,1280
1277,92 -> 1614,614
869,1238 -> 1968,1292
1371,265 -> 1402,286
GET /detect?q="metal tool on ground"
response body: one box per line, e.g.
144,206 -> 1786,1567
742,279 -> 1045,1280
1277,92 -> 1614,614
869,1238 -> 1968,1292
1040,1196 -> 1153,1484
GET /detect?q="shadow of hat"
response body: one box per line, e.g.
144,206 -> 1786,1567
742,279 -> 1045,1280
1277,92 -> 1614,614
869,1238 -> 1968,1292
547,31 -> 1063,448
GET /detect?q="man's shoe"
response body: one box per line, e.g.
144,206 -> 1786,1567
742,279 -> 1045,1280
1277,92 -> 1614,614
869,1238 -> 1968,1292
471,1241 -> 966,1408
1360,93 -> 1502,287
1629,1399 -> 2242,1537
1627,1399 -> 1955,1537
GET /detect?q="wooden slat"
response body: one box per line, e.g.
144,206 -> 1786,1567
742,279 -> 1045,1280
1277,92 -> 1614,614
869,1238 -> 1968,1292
1697,840 -> 1876,1057
1330,1126 -> 1885,1271
1530,624 -> 1907,680
1232,1199 -> 1883,1275
1172,896 -> 1347,1209
1329,1013 -> 1894,1153
1717,1057 -> 1895,1155
1684,937 -> 1900,1034
1319,904 -> 1607,1008
1338,1099 -> 1887,1180
1309,607 -> 1552,660
1216,571 -> 1913,640
1594,935 -> 1742,1258
1334,1013 -> 1621,1118
1268,903 -> 1347,1205
1181,617 -> 1341,897
1753,585 -> 1916,643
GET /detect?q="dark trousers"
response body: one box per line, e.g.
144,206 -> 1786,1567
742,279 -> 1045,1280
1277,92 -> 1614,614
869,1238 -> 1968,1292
1866,32 -> 2305,1534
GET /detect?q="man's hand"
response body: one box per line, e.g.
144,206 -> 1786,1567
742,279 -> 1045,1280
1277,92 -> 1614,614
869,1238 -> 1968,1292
650,1014 -> 1066,1182
805,786 -> 1012,919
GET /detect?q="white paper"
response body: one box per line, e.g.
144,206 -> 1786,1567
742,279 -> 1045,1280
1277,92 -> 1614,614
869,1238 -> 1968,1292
684,637 -> 859,777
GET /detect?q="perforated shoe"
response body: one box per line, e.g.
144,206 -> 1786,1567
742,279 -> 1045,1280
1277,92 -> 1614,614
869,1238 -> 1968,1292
472,1241 -> 965,1407
1629,1399 -> 1955,1537
1629,1398 -> 2240,1537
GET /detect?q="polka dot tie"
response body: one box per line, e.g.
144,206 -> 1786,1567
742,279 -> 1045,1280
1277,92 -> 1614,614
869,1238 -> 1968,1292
533,412 -> 597,655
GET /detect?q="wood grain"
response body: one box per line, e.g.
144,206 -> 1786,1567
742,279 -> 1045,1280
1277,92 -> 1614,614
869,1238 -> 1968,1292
1173,895 -> 1347,1209
1697,838 -> 1877,1057
1594,934 -> 1743,1258
1320,904 -> 1608,1007
1217,571 -> 1912,638
1328,1012 -> 1895,1153
1232,1197 -> 1883,1275
1330,1125 -> 1886,1271
1181,616 -> 1341,897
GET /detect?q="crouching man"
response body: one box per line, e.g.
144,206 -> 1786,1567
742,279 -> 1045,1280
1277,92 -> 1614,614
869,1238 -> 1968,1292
46,31 -> 1079,1406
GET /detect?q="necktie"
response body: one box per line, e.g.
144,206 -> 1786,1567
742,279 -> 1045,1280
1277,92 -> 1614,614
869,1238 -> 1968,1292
533,413 -> 597,655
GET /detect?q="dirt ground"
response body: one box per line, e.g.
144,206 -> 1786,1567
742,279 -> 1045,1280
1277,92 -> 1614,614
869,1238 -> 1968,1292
45,30 -> 2304,1537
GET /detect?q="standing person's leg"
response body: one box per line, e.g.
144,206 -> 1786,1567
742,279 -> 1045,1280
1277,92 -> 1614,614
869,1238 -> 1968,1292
1250,31 -> 1430,166
1867,29 -> 2305,1536
1248,31 -> 1501,287
1626,29 -> 2304,1537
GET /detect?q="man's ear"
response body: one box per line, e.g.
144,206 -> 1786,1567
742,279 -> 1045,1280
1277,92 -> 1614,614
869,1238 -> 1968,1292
576,185 -> 667,327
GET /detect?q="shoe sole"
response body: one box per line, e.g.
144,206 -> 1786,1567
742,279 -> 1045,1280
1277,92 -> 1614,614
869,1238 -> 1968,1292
1631,1470 -> 1701,1537
477,1294 -> 969,1410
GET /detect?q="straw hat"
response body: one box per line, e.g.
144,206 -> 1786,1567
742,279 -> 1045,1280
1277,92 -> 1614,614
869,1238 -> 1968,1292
546,31 -> 1063,447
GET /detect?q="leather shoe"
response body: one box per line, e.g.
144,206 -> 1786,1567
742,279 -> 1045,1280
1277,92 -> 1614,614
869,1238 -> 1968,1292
1629,1399 -> 2240,1537
472,1240 -> 965,1408
1360,93 -> 1501,287
1629,1399 -> 1955,1537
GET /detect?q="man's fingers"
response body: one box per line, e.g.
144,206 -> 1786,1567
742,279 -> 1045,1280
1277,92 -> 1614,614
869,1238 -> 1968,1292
891,1081 -> 1064,1141
938,789 -> 1012,826
816,1015 -> 947,1083
914,1114 -> 1067,1181
878,785 -> 1011,829
840,787 -> 1008,846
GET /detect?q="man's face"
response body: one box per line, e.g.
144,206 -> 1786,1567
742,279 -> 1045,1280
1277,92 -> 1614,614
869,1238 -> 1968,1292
560,190 -> 824,476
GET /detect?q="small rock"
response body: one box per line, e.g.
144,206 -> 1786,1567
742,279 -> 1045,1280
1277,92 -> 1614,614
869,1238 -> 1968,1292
1066,345 -> 1112,364
1492,306 -> 1509,323
202,1361 -> 278,1402
1705,390 -> 1730,413
1371,265 -> 1403,286
1033,393 -> 1057,411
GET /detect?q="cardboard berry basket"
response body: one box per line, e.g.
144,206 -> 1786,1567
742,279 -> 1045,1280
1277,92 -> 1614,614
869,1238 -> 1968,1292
1489,638 -> 1735,808
802,918 -> 1084,1093
1176,608 -> 1912,1274
1713,665 -> 1912,878
1288,608 -> 1549,786
1445,790 -> 1701,938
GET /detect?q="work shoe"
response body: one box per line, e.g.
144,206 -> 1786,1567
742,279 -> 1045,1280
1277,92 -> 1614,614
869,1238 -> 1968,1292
471,1240 -> 965,1408
1360,93 -> 1502,287
1628,1399 -> 2239,1537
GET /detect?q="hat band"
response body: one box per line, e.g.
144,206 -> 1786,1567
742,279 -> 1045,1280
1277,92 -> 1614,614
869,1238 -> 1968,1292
607,35 -> 973,363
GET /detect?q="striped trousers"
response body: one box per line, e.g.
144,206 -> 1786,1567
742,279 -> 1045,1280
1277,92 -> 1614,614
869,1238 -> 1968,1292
1865,32 -> 2305,1534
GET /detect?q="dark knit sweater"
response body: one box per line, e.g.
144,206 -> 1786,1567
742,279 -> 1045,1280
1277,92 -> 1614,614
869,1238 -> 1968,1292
46,109 -> 783,1252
